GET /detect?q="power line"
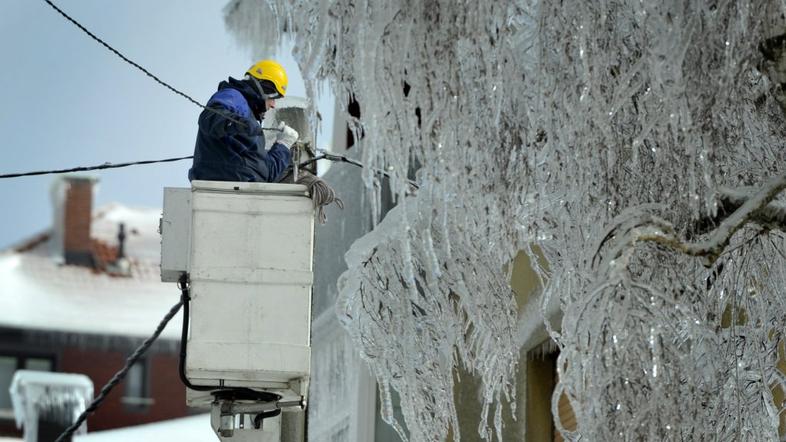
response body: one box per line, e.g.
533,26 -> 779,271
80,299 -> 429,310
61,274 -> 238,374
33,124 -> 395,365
40,0 -> 277,134
0,156 -> 194,179
0,151 -> 421,190
34,1 -> 420,188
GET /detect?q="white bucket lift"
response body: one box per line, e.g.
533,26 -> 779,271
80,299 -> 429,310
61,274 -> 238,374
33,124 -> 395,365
161,180 -> 314,439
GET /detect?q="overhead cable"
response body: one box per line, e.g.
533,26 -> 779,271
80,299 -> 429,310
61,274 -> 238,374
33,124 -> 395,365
0,151 -> 421,190
40,0 -> 277,134
36,1 -> 420,189
0,156 -> 195,179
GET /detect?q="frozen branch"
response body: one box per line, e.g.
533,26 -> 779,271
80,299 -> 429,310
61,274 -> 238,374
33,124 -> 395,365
714,186 -> 786,231
599,173 -> 786,267
244,0 -> 786,438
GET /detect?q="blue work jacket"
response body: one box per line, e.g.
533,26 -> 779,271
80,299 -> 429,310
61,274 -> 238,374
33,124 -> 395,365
188,78 -> 291,182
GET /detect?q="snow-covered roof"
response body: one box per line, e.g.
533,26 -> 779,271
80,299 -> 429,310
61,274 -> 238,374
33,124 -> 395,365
74,414 -> 213,441
0,204 -> 182,339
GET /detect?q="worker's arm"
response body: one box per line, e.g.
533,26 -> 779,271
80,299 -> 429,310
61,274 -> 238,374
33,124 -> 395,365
198,105 -> 260,139
199,106 -> 295,182
232,137 -> 291,182
255,122 -> 298,181
260,143 -> 292,181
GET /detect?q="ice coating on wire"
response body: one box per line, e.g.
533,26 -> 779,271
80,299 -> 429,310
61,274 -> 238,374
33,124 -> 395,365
226,0 -> 786,440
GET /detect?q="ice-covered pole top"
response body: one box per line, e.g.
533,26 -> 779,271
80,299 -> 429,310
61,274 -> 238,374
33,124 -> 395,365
10,370 -> 93,439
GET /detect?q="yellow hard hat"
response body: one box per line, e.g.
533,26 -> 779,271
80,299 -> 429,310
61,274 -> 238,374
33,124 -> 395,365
246,60 -> 288,98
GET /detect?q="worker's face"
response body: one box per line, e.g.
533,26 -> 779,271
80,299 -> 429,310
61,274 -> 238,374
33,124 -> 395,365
265,98 -> 277,110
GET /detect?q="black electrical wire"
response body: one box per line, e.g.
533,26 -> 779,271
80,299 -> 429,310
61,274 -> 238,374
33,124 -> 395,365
55,299 -> 184,442
305,151 -> 420,189
0,155 -> 194,179
1,152 -> 421,190
34,0 -> 420,192
52,273 -> 282,442
40,0 -> 277,134
175,274 -> 212,392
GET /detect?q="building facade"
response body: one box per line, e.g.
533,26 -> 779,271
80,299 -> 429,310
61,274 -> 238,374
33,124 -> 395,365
0,176 -> 190,437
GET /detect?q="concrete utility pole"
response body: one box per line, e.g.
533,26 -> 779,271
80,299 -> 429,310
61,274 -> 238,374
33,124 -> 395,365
277,100 -> 312,442
281,411 -> 306,442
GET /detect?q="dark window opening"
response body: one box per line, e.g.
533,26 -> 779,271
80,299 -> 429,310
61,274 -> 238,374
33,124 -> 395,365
346,95 -> 362,149
402,81 -> 422,128
122,359 -> 154,410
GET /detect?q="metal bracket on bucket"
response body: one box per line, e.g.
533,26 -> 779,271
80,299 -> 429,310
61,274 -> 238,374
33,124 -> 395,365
210,396 -> 306,440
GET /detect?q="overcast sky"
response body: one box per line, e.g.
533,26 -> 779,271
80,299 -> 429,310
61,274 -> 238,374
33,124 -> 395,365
0,0 -> 333,249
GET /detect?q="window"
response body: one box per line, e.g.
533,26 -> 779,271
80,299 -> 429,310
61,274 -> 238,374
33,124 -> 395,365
122,359 -> 154,409
524,345 -> 577,442
0,357 -> 16,410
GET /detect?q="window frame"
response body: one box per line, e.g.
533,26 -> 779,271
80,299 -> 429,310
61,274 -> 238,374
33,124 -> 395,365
121,357 -> 154,411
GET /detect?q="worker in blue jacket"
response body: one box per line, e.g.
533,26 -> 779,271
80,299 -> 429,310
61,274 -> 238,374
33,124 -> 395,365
188,60 -> 298,182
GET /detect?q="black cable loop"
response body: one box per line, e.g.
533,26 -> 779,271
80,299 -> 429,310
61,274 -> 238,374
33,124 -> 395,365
40,0 -> 279,135
55,299 -> 184,442
177,273 -> 280,402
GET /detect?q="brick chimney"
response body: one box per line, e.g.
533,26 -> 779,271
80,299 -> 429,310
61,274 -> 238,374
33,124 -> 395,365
51,176 -> 97,266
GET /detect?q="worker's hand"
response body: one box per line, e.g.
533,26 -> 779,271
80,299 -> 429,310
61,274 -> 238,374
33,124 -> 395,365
275,122 -> 299,148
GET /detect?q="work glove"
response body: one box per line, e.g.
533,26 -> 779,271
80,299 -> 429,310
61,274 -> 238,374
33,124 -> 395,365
275,122 -> 299,148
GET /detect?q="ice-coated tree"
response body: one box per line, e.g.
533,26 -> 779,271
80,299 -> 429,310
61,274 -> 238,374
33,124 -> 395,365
227,1 -> 786,440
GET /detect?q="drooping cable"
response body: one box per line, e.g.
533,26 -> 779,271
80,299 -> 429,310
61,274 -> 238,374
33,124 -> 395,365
176,274 -> 280,402
39,0 -> 278,134
55,299 -> 184,442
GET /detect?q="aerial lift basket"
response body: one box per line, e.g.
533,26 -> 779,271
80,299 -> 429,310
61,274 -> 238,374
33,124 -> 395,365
161,180 -> 314,407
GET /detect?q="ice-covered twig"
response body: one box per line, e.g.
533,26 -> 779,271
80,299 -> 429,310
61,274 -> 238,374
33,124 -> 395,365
597,173 -> 786,268
713,185 -> 786,231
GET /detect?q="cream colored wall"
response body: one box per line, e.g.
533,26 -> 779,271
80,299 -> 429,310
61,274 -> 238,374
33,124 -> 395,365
444,235 -> 786,442
525,356 -> 557,442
